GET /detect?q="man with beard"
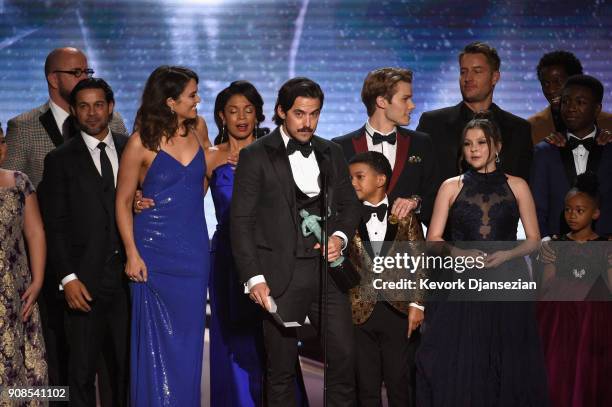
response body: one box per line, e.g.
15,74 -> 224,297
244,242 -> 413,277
3,47 -> 127,397
4,47 -> 127,186
416,41 -> 532,187
530,75 -> 612,238
231,77 -> 361,406
39,78 -> 130,407
529,50 -> 612,145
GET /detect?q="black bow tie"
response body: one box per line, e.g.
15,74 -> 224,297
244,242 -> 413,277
372,132 -> 397,145
286,138 -> 313,158
567,137 -> 594,152
363,204 -> 388,222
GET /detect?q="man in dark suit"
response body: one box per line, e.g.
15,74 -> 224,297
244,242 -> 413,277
416,41 -> 533,187
231,77 -> 361,406
531,75 -> 612,238
3,47 -> 127,393
333,67 -> 437,225
39,78 -> 130,407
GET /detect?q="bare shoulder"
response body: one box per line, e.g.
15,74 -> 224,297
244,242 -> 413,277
505,174 -> 530,195
0,168 -> 15,186
440,175 -> 463,193
194,115 -> 211,147
438,175 -> 463,204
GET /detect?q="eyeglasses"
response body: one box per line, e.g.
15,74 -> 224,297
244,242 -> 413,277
53,68 -> 95,78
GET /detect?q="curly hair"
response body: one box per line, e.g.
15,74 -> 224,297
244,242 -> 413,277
135,66 -> 199,151
536,50 -> 583,81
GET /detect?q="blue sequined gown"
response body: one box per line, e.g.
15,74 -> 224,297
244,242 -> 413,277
416,169 -> 548,407
131,149 -> 209,407
209,163 -> 265,406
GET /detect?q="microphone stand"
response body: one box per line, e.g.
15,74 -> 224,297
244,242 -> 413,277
321,160 -> 329,407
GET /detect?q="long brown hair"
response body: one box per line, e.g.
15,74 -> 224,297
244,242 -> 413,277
135,66 -> 199,151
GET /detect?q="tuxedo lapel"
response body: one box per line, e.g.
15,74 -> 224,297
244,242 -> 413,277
586,130 -> 604,173
264,130 -> 297,226
357,221 -> 375,260
388,130 -> 411,196
559,146 -> 578,186
351,127 -> 368,155
39,107 -> 64,147
113,132 -> 127,158
379,213 -> 398,257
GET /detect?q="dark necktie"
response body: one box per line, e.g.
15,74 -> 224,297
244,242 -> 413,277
61,116 -> 76,139
363,204 -> 388,222
286,138 -> 313,158
97,142 -> 115,191
372,132 -> 397,145
567,137 -> 594,152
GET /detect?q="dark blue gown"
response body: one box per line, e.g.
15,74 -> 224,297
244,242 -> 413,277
131,148 -> 209,407
416,169 -> 549,407
209,163 -> 265,406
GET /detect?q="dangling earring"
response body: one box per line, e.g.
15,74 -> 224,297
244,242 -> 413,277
254,123 -> 260,139
222,122 -> 227,143
495,152 -> 500,164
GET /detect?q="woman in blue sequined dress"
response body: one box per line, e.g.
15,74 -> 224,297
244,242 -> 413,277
116,66 -> 211,407
417,115 -> 548,406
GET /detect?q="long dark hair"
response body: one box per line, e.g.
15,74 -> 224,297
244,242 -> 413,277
459,111 -> 502,172
135,66 -> 199,151
213,81 -> 266,145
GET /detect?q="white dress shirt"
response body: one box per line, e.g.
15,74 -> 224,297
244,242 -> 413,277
245,127 -> 348,293
365,121 -> 397,170
363,195 -> 423,311
61,129 -> 118,288
568,127 -> 597,176
48,99 -> 70,137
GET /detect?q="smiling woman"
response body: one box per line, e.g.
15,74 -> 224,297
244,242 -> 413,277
115,65 -> 212,407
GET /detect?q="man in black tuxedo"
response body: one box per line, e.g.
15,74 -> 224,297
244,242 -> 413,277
416,41 -> 532,187
333,67 -> 437,225
231,77 -> 362,406
39,78 -> 129,407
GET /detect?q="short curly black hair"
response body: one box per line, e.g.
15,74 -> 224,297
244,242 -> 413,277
536,50 -> 583,81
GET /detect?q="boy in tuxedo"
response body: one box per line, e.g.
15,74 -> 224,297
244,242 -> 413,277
347,151 -> 425,407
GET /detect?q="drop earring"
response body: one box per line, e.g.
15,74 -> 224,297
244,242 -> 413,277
222,122 -> 227,142
495,152 -> 500,164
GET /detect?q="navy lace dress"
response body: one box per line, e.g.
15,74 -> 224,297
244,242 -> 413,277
416,169 -> 549,407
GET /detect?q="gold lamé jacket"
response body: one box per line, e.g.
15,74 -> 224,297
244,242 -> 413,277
348,212 -> 426,325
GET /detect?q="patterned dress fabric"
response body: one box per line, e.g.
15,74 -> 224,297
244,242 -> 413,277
0,171 -> 47,405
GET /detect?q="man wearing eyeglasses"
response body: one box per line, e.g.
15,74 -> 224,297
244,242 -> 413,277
3,47 -> 128,187
3,47 -> 128,401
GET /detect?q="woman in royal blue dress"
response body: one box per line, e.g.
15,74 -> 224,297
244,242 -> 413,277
206,81 -> 308,406
116,66 -> 211,407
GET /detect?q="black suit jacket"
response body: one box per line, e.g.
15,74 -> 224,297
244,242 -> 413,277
230,128 -> 362,297
39,132 -> 128,297
332,126 -> 437,224
416,101 -> 533,187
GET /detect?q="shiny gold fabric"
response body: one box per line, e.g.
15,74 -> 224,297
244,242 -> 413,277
349,212 -> 426,325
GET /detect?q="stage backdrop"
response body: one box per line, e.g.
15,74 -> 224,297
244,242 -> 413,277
1,0 -> 610,234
